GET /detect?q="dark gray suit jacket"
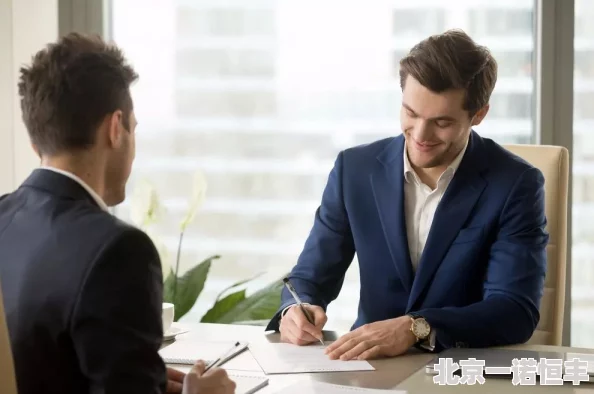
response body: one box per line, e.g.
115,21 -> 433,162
0,169 -> 167,393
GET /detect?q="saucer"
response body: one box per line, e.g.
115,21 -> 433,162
163,323 -> 189,341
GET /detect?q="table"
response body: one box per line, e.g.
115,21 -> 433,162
164,323 -> 594,393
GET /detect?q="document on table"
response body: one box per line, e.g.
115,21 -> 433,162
227,373 -> 269,394
248,343 -> 375,374
273,381 -> 406,393
159,340 -> 262,372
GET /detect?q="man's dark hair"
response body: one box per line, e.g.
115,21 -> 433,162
18,32 -> 138,156
399,29 -> 497,116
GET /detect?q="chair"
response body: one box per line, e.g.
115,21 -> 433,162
0,282 -> 17,394
503,144 -> 569,346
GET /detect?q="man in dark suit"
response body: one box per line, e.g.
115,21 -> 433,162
267,29 -> 548,359
0,33 -> 235,394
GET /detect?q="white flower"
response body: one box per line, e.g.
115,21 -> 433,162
129,178 -> 160,229
146,230 -> 172,280
180,170 -> 207,232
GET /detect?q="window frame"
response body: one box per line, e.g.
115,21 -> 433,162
535,0 -> 574,346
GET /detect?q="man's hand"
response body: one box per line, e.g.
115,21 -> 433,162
279,304 -> 327,346
166,367 -> 186,393
182,361 -> 236,394
324,316 -> 417,360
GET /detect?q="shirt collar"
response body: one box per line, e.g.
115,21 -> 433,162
39,166 -> 109,212
403,138 -> 469,185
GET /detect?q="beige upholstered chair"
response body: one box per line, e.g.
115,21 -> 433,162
503,144 -> 569,346
0,282 -> 17,394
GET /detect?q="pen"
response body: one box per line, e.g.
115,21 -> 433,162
283,277 -> 325,346
204,341 -> 242,372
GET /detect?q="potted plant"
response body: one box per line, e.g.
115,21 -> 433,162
129,171 -> 284,325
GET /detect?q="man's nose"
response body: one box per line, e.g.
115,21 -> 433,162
410,120 -> 433,142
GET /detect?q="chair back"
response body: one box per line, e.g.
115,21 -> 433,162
0,281 -> 17,394
503,144 -> 569,346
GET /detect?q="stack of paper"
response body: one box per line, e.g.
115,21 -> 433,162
159,340 -> 407,394
158,340 -> 260,371
248,343 -> 375,374
228,374 -> 269,394
159,340 -> 269,394
274,381 -> 406,393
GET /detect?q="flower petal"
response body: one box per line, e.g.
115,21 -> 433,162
129,179 -> 161,228
180,170 -> 208,231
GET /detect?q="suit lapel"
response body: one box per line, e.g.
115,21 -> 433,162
371,136 -> 414,293
407,132 -> 488,310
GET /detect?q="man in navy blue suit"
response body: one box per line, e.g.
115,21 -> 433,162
266,29 -> 548,360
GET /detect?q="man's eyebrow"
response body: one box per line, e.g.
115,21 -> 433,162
402,103 -> 456,122
402,103 -> 417,115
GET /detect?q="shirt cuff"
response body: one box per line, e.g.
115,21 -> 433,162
419,329 -> 436,351
281,303 -> 311,318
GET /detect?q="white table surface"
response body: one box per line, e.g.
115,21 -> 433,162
163,323 -> 594,393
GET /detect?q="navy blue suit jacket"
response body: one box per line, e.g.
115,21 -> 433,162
267,131 -> 548,351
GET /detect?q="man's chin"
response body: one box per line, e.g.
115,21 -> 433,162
409,154 -> 447,170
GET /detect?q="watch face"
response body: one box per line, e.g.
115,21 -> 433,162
413,319 -> 431,338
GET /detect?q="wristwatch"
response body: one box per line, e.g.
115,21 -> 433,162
407,313 -> 431,342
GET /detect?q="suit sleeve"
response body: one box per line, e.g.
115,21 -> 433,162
70,228 -> 167,393
266,151 -> 356,331
415,167 -> 548,351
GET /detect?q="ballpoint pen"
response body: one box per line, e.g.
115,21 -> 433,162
283,277 -> 325,346
204,341 -> 243,372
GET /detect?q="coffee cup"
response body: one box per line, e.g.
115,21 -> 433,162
162,302 -> 175,334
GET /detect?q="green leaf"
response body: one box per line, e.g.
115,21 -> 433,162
163,269 -> 176,304
164,255 -> 220,321
202,278 -> 284,324
213,272 -> 264,302
200,289 -> 246,323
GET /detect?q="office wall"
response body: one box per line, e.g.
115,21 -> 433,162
0,0 -> 58,194
0,0 -> 15,193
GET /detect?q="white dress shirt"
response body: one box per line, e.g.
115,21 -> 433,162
403,141 -> 468,271
40,166 -> 109,212
403,140 -> 468,350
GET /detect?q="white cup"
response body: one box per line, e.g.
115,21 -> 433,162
162,302 -> 175,334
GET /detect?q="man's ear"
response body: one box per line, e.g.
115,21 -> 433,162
107,110 -> 124,149
471,104 -> 489,127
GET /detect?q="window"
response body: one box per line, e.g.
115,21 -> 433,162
392,9 -> 446,35
109,0 -> 535,330
176,7 -> 276,37
468,8 -> 533,37
572,0 -> 594,347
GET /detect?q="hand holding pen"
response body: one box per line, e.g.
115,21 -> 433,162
279,277 -> 328,346
205,341 -> 246,372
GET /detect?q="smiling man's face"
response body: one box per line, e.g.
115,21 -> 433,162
400,75 -> 488,170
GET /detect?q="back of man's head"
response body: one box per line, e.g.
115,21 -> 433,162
18,32 -> 138,157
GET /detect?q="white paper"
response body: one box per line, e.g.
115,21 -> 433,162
274,381 -> 406,393
248,343 -> 375,374
228,373 -> 269,394
159,340 -> 262,371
